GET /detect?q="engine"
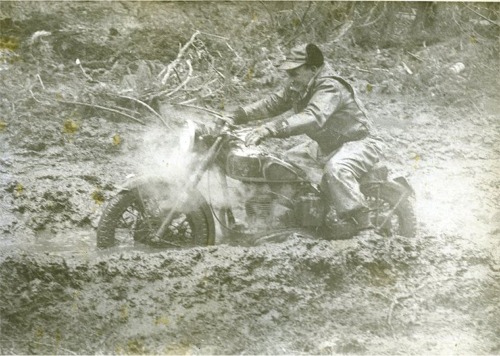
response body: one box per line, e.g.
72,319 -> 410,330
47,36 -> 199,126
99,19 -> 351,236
223,143 -> 325,230
241,183 -> 325,230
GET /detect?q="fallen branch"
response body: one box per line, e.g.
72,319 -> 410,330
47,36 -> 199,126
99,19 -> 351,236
355,2 -> 386,28
462,3 -> 500,28
108,104 -> 140,116
402,61 -> 413,75
290,2 -> 312,37
226,42 -> 242,60
333,20 -> 353,43
147,60 -> 194,101
118,94 -> 170,128
191,40 -> 225,80
36,73 -> 46,90
175,103 -> 223,118
165,59 -> 194,97
182,77 -> 219,93
407,51 -> 424,62
75,58 -> 94,81
355,66 -> 373,73
29,89 -> 43,103
158,31 -> 200,85
177,97 -> 197,105
57,99 -> 145,125
355,2 -> 379,27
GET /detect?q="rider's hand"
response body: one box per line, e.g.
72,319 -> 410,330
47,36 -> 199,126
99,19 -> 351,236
229,107 -> 248,125
215,115 -> 235,129
245,126 -> 272,146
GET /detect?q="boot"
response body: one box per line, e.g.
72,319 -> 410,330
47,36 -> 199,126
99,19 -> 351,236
351,208 -> 381,243
351,208 -> 373,231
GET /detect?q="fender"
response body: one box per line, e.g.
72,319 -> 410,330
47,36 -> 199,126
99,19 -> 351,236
115,174 -> 174,192
115,174 -> 213,211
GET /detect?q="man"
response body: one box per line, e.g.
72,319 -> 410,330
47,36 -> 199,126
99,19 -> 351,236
230,43 -> 384,238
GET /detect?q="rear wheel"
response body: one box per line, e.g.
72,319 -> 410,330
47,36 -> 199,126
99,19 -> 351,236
96,183 -> 215,249
363,184 -> 417,237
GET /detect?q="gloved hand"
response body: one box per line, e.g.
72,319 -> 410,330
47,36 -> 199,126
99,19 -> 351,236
245,126 -> 272,146
215,115 -> 235,130
229,107 -> 248,125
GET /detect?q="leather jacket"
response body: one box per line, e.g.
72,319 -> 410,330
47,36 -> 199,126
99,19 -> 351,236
238,63 -> 375,155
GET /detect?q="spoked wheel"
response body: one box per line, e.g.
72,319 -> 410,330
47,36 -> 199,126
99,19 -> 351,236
363,184 -> 417,237
96,183 -> 215,249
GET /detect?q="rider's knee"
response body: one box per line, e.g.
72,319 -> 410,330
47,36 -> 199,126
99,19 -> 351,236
323,164 -> 353,182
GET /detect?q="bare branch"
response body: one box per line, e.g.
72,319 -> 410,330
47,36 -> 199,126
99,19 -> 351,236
117,94 -> 169,128
226,42 -> 242,60
36,74 -> 46,90
462,3 -> 500,28
158,31 -> 200,85
407,51 -> 424,62
165,59 -> 194,98
332,21 -> 353,43
354,2 -> 385,28
175,103 -> 223,118
148,60 -> 194,101
295,2 -> 312,35
75,58 -> 94,81
56,99 -> 145,125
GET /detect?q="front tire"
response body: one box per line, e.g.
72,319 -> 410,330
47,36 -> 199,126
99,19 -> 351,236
96,183 -> 215,249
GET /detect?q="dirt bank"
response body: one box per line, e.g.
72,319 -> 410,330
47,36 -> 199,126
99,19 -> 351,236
1,233 -> 498,354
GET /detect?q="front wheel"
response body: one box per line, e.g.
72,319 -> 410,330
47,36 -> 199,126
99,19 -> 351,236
96,183 -> 215,249
363,183 -> 417,237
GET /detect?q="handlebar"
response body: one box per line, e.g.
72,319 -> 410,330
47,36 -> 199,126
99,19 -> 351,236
198,117 -> 251,143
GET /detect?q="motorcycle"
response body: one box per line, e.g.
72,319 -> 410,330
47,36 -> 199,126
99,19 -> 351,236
96,117 -> 417,249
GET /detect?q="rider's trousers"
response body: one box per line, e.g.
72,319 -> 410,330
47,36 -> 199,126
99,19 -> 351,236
285,137 -> 384,217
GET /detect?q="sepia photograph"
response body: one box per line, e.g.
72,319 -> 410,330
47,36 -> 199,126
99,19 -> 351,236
0,1 -> 499,354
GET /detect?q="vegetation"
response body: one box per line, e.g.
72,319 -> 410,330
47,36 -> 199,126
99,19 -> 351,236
1,2 -> 498,122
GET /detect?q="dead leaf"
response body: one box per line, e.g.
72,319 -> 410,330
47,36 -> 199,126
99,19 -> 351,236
15,183 -> 24,196
91,190 -> 105,205
63,119 -> 79,134
112,134 -> 121,146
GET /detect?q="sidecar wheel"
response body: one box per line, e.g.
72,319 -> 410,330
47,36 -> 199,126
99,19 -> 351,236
96,184 -> 215,249
363,184 -> 417,238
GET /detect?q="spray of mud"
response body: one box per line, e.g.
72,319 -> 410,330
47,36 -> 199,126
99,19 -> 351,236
130,124 -> 195,182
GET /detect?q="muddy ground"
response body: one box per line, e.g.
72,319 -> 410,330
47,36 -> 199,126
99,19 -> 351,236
1,2 -> 499,355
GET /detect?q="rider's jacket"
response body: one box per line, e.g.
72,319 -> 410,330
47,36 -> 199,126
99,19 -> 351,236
239,63 -> 376,155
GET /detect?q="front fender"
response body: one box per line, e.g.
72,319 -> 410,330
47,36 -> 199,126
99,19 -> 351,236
115,174 -> 212,210
116,174 -> 174,192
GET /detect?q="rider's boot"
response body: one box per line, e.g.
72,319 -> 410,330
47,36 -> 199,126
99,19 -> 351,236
352,208 -> 372,230
351,208 -> 380,241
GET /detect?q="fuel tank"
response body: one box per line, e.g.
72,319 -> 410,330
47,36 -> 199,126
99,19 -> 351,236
225,145 -> 307,183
